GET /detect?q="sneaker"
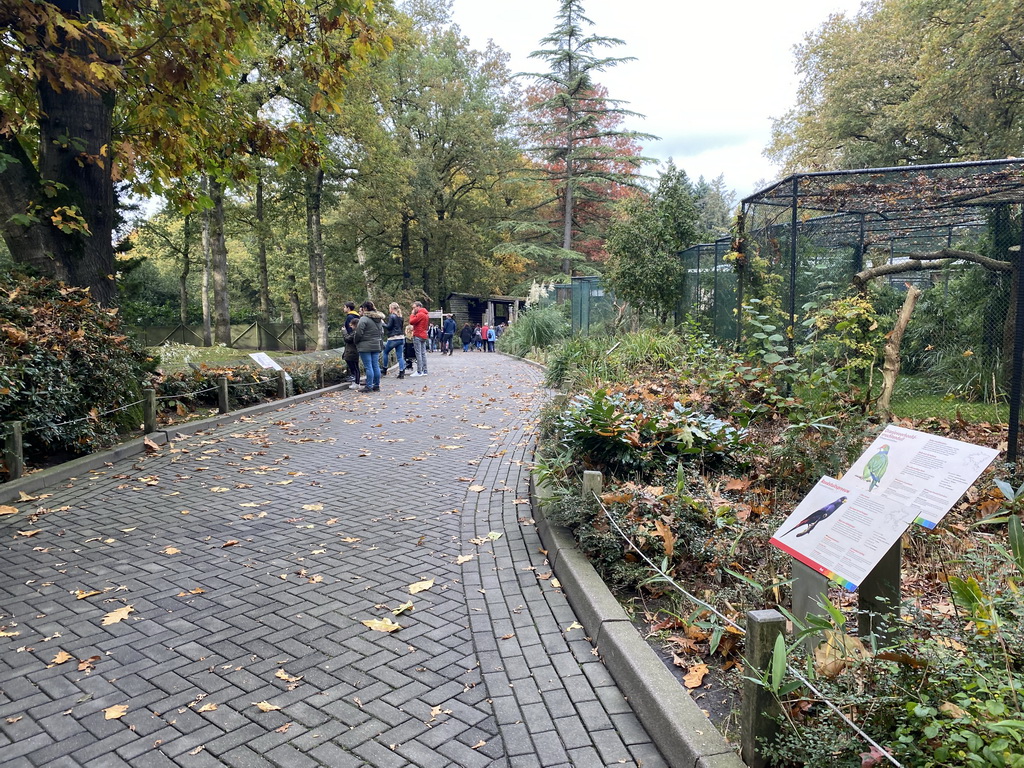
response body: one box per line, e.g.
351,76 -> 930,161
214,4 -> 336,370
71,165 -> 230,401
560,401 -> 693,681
359,386 -> 373,392
372,386 -> 380,391
409,372 -> 422,377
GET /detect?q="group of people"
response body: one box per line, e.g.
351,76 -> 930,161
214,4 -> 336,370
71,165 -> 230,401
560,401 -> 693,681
341,301 -> 462,393
458,321 -> 504,352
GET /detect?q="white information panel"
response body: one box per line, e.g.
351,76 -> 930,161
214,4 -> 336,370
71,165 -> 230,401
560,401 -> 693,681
770,427 -> 998,591
249,352 -> 283,371
843,425 -> 998,529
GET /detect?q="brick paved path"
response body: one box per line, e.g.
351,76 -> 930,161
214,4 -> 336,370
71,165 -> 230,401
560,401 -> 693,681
0,352 -> 667,767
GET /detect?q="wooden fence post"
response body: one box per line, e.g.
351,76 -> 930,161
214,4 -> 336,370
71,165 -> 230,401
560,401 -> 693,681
277,369 -> 287,399
582,470 -> 603,505
217,376 -> 230,414
791,561 -> 829,651
742,609 -> 786,768
143,388 -> 157,434
858,540 -> 901,646
3,421 -> 24,480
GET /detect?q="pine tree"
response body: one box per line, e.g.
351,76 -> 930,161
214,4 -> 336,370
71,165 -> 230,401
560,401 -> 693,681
524,0 -> 654,275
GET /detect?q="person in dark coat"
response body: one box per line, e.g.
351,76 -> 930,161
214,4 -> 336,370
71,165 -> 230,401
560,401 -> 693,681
342,301 -> 361,383
459,322 -> 474,352
353,300 -> 384,392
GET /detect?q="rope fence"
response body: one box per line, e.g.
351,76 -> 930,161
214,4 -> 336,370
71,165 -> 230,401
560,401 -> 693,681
586,484 -> 902,768
2,353 -> 350,483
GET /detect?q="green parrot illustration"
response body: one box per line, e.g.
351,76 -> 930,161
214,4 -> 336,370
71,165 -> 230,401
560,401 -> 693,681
862,444 -> 890,491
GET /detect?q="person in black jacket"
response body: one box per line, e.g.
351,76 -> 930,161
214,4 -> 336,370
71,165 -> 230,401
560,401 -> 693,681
353,301 -> 385,392
342,301 -> 361,383
459,322 -> 474,352
380,302 -> 406,379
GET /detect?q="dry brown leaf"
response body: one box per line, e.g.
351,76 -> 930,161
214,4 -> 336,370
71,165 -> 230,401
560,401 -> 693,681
101,605 -> 135,625
222,540 -> 239,548
392,601 -> 414,616
307,574 -> 323,584
17,530 -> 41,537
340,536 -> 361,543
275,722 -> 294,733
75,589 -> 102,600
814,631 -> 871,678
17,492 -> 41,502
275,669 -> 302,684
471,740 -> 486,749
467,485 -> 486,492
683,663 -> 709,688
302,504 -> 323,511
254,701 -> 281,712
143,436 -> 161,453
362,618 -> 401,633
724,477 -> 751,491
0,630 -> 19,638
550,578 -> 561,589
198,702 -> 218,712
78,656 -> 100,672
0,505 -> 18,516
49,650 -> 74,666
408,578 -> 435,594
103,704 -> 128,720
210,487 -> 230,493
940,701 -> 967,718
161,547 -> 181,555
455,554 -> 474,564
653,519 -> 676,559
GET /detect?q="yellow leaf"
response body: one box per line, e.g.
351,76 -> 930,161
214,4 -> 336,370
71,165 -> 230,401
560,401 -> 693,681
49,650 -> 74,666
210,487 -> 230,493
302,504 -> 323,511
198,702 -> 218,712
17,492 -> 40,502
17,530 -> 41,537
683,663 -> 709,688
254,701 -> 281,712
362,618 -> 401,633
550,578 -> 561,589
101,605 -> 134,625
940,701 -> 967,718
307,574 -> 323,584
456,554 -> 474,564
103,704 -> 128,720
392,601 -> 414,616
468,485 -> 487,492
814,631 -> 871,678
0,505 -> 18,516
408,579 -> 435,594
161,547 -> 181,555
340,537 -> 361,543
471,740 -> 486,749
0,630 -> 19,638
75,589 -> 102,600
653,519 -> 676,559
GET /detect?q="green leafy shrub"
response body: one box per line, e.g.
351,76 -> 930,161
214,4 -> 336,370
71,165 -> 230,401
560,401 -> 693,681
496,305 -> 569,358
0,274 -> 155,467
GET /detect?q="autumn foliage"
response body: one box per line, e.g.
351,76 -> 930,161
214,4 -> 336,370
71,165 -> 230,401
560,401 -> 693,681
0,274 -> 153,465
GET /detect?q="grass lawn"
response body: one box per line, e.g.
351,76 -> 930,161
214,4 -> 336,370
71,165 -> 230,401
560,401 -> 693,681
147,343 -> 313,374
890,374 -> 1008,423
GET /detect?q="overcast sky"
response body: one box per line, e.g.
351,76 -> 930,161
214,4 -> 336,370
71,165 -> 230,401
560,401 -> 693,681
448,0 -> 866,200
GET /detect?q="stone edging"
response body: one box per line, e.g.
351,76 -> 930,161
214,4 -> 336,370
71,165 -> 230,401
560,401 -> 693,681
530,476 -> 746,768
0,383 -> 351,504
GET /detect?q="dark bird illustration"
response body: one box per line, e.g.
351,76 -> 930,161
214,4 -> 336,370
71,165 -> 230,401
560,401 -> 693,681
862,444 -> 890,491
781,496 -> 847,537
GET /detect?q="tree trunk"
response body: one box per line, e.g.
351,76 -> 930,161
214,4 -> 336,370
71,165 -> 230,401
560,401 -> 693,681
209,178 -> 231,345
201,185 -> 212,346
287,271 -> 307,352
179,213 -> 192,326
305,167 -> 329,350
877,286 -> 921,420
561,148 -> 574,275
0,0 -> 117,305
357,244 -> 374,302
255,173 -> 272,323
400,211 -> 413,290
421,236 -> 430,298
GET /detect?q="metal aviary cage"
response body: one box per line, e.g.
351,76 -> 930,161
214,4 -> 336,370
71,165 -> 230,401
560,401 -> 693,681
686,158 -> 1024,460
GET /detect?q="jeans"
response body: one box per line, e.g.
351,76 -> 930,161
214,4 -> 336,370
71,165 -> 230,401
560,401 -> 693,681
413,337 -> 428,372
487,340 -> 495,352
441,333 -> 453,353
359,350 -> 381,388
381,338 -> 405,373
462,342 -> 470,352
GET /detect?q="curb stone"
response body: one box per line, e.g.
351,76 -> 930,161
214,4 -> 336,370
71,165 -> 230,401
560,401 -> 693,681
531,474 -> 746,768
0,382 -> 351,504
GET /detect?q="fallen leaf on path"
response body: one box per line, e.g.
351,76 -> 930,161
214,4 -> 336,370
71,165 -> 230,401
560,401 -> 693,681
78,656 -> 99,672
275,669 -> 302,684
340,537 -> 361,543
74,589 -> 102,600
198,702 -> 218,712
254,701 -> 281,712
0,506 -> 18,516
456,554 -> 474,564
209,487 -> 230,493
467,485 -> 486,492
550,578 -> 561,589
363,618 -> 401,633
103,705 -> 128,720
101,605 -> 134,625
392,601 -> 414,616
565,621 -> 583,632
471,740 -> 486,749
49,650 -> 74,666
18,492 -> 43,502
408,579 -> 435,594
143,436 -> 161,453
0,630 -> 19,638
302,504 -> 323,511
275,722 -> 294,733
222,540 -> 239,548
161,547 -> 181,555
17,530 -> 41,537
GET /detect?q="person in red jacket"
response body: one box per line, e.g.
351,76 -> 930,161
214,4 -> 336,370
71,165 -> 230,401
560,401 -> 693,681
409,301 -> 430,376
